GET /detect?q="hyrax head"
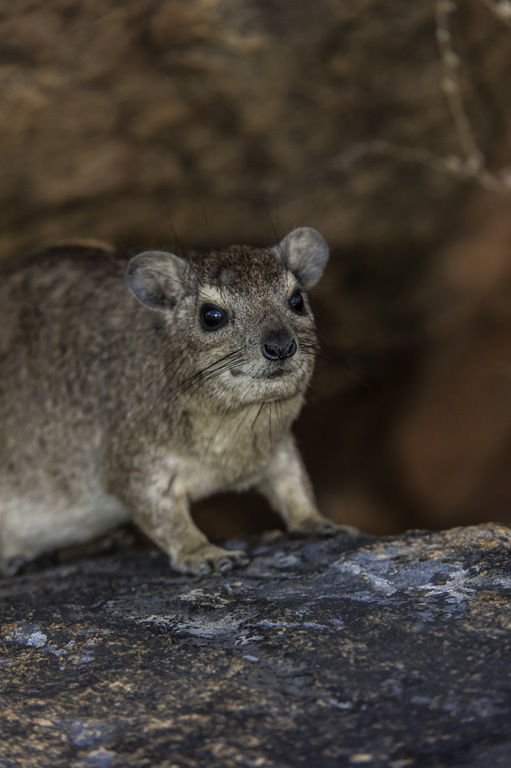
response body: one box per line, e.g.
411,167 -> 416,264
126,227 -> 329,410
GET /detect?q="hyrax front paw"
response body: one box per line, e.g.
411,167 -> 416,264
172,543 -> 249,576
289,516 -> 359,538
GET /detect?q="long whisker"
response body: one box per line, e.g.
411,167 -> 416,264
258,193 -> 287,270
161,349 -> 246,414
172,349 -> 245,395
250,401 -> 266,451
298,336 -> 368,389
205,400 -> 236,454
166,210 -> 186,257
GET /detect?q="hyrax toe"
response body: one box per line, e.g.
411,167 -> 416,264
172,543 -> 249,576
289,517 -> 359,538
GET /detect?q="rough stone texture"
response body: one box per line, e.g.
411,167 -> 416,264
1,523 -> 510,767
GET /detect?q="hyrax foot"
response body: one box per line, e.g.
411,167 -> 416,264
172,543 -> 250,576
289,517 -> 359,538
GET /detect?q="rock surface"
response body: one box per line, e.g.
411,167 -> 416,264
0,523 -> 510,767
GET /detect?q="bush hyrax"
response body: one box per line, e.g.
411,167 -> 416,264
0,227 -> 353,576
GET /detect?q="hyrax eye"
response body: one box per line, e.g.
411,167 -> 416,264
199,303 -> 228,331
289,290 -> 306,315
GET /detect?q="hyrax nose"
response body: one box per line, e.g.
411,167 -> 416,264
262,329 -> 297,361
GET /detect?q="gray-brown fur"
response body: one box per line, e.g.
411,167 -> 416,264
0,228 -> 354,576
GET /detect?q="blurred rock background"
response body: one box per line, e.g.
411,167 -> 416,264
2,0 -> 511,536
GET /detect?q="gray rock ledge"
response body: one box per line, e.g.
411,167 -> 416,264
0,524 -> 510,768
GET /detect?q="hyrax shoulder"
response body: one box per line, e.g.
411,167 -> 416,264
0,228 -> 354,577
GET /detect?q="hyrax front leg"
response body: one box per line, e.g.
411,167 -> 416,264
257,436 -> 358,537
116,469 -> 248,576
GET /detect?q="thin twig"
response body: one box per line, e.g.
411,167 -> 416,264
435,0 -> 483,169
334,1 -> 511,194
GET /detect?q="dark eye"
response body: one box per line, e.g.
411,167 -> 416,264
199,303 -> 228,331
289,290 -> 305,315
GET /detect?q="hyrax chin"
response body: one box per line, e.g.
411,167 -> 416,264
0,227 -> 354,577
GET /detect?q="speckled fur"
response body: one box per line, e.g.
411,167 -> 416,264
0,228 -> 351,576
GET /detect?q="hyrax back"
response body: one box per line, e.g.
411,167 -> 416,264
0,228 -> 347,576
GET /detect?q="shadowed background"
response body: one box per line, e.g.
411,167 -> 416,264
2,0 -> 511,537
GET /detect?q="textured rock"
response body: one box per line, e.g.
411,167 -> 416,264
0,523 -> 510,767
0,0 -> 509,258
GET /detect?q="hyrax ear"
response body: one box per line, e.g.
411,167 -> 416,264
126,251 -> 188,311
274,227 -> 329,289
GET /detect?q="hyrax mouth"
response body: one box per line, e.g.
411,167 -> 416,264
266,368 -> 287,379
229,366 -> 293,381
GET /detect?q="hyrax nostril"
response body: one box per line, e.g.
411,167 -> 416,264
262,330 -> 297,361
